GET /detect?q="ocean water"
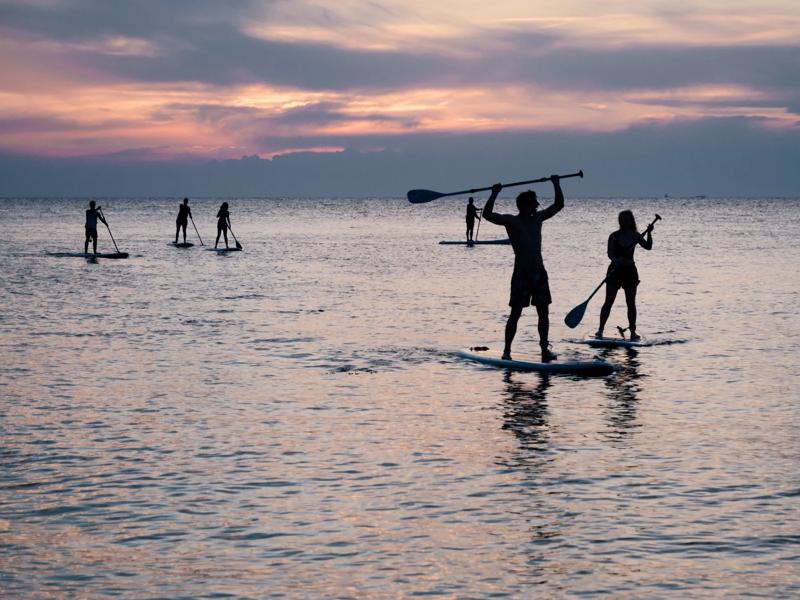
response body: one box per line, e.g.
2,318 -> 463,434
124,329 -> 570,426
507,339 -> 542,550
1,196 -> 799,598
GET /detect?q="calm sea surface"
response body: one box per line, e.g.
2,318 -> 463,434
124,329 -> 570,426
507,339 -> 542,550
1,196 -> 799,598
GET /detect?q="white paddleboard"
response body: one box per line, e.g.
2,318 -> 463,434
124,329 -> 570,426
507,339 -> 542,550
46,251 -> 129,259
576,335 -> 649,348
439,239 -> 511,245
457,347 -> 615,375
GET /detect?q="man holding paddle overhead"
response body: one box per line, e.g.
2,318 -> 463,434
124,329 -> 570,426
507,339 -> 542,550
482,176 -> 564,362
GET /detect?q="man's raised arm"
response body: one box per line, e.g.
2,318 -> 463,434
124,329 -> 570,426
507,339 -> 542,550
481,183 -> 505,225
538,175 -> 564,221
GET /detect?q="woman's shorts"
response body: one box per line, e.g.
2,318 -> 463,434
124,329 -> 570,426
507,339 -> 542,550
606,263 -> 639,289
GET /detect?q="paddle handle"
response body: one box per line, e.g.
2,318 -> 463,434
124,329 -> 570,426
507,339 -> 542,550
619,214 -> 661,252
444,170 -> 583,199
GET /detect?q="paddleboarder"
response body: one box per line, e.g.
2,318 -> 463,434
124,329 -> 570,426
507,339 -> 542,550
215,202 -> 231,249
466,197 -> 481,242
482,175 -> 564,362
595,210 -> 654,341
84,200 -> 107,254
175,198 -> 192,243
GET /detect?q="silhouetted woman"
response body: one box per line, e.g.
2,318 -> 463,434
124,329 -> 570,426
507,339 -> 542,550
215,202 -> 231,249
596,210 -> 653,340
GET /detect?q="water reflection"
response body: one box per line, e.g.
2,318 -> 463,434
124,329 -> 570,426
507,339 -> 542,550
501,372 -> 552,453
599,348 -> 645,440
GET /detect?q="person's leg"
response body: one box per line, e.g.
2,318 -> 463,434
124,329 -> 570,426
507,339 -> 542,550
181,222 -> 187,243
215,227 -> 221,248
596,284 -> 619,337
92,231 -> 98,253
535,303 -> 549,346
175,222 -> 180,243
503,305 -> 523,360
223,228 -> 229,248
85,229 -> 89,254
624,286 -> 638,339
535,303 -> 557,362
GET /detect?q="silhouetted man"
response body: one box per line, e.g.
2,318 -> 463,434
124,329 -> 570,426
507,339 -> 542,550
466,197 -> 481,242
84,200 -> 106,254
175,198 -> 192,243
482,176 -> 564,362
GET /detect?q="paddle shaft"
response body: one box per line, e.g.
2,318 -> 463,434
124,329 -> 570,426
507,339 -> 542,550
190,215 -> 204,245
584,277 -> 608,304
440,170 -> 583,200
98,208 -> 121,253
228,221 -> 242,249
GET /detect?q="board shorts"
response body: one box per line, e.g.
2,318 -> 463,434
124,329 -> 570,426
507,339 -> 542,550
217,220 -> 228,232
85,227 -> 98,240
606,263 -> 639,289
466,216 -> 475,228
510,267 -> 551,308
176,217 -> 188,226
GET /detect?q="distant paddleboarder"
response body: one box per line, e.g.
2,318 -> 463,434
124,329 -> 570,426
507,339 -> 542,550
595,210 -> 654,341
215,202 -> 231,249
466,197 -> 481,242
483,176 -> 564,362
175,198 -> 192,243
84,200 -> 107,254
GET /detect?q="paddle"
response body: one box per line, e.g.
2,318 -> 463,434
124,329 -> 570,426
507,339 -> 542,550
563,278 -> 607,329
564,214 -> 662,329
228,222 -> 243,250
98,208 -> 122,254
190,215 -> 204,246
474,208 -> 483,243
407,170 -> 583,204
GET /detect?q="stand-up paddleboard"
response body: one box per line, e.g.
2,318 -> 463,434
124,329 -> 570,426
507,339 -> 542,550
457,347 -> 615,376
170,241 -> 194,248
207,247 -> 242,253
439,239 -> 511,245
576,334 -> 649,348
46,251 -> 129,259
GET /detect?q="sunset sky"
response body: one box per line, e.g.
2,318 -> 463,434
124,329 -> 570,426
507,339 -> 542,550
1,0 -> 799,195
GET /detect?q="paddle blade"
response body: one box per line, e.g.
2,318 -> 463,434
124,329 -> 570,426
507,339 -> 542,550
564,301 -> 588,329
407,189 -> 446,204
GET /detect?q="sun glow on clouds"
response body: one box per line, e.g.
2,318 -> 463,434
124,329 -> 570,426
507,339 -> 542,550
0,0 -> 798,159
